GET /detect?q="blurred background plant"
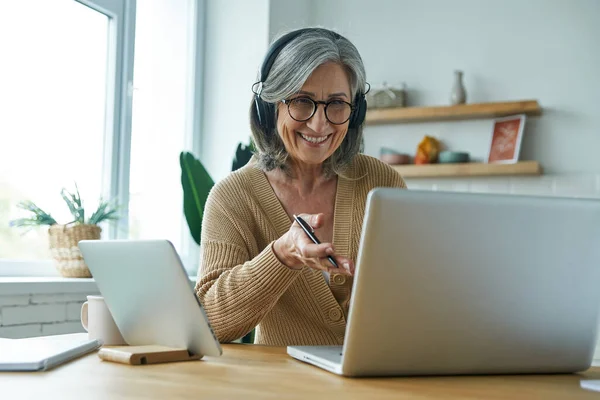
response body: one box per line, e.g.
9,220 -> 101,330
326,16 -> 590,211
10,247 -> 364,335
10,184 -> 119,230
180,139 -> 255,343
181,139 -> 255,245
9,184 -> 120,278
231,140 -> 255,172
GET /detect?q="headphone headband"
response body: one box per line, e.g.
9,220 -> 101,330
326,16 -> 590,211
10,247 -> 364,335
259,28 -> 342,85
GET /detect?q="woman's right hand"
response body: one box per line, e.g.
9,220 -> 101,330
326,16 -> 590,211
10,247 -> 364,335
273,213 -> 354,276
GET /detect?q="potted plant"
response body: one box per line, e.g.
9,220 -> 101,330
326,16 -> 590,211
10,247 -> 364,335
180,140 -> 254,245
231,141 -> 255,172
180,140 -> 255,343
10,185 -> 119,278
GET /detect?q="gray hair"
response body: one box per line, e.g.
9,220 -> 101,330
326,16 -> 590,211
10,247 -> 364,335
249,27 -> 367,177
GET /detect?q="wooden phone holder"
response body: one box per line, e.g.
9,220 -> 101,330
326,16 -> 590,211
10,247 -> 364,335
98,345 -> 200,365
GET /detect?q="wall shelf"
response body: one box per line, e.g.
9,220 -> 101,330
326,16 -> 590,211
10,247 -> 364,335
392,161 -> 542,178
366,100 -> 542,124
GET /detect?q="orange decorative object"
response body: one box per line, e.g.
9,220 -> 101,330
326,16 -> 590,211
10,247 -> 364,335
487,115 -> 526,163
415,135 -> 441,164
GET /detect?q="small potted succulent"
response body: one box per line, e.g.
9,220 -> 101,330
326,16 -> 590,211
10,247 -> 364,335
10,185 -> 119,278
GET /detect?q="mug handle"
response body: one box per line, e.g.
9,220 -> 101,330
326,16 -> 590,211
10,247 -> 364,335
81,301 -> 89,332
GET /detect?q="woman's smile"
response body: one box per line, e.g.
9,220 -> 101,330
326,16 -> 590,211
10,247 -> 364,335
297,132 -> 332,147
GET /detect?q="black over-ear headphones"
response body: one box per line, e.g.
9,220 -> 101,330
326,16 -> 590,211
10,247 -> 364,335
252,28 -> 368,131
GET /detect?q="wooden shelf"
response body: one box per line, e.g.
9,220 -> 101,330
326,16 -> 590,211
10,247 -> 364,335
366,100 -> 542,124
392,161 -> 542,178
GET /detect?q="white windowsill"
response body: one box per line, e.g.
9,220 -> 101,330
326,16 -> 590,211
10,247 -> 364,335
0,259 -> 198,279
0,257 -> 198,296
0,260 -> 60,278
0,277 -> 98,295
0,276 -> 197,296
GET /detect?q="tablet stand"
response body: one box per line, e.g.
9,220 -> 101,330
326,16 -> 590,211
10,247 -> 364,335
98,345 -> 200,365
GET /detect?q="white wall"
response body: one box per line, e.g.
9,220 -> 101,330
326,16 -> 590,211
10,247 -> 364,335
268,0 -> 314,40
0,292 -> 98,338
311,0 -> 600,175
200,0 -> 271,181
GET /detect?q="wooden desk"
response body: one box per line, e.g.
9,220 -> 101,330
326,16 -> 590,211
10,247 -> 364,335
2,335 -> 600,399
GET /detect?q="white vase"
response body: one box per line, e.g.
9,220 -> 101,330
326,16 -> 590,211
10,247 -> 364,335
450,70 -> 467,105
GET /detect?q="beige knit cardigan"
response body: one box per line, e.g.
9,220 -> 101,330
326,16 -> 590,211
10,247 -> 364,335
195,154 -> 406,346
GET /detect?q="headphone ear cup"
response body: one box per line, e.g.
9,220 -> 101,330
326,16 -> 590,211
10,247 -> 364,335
254,95 -> 276,131
349,94 -> 367,129
263,103 -> 275,131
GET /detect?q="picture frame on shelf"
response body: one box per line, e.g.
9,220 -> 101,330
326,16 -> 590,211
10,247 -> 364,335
487,114 -> 526,164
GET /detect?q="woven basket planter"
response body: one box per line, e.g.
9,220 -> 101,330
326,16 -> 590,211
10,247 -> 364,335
48,224 -> 101,278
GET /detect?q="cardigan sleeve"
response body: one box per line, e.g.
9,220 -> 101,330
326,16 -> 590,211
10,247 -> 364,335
194,186 -> 301,343
391,169 -> 408,189
369,154 -> 408,189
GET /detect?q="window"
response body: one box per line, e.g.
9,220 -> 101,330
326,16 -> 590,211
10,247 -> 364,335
0,0 -> 135,275
0,0 -> 203,276
0,1 -> 110,260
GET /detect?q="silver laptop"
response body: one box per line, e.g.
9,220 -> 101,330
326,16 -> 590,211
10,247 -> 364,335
78,239 -> 222,358
287,188 -> 600,377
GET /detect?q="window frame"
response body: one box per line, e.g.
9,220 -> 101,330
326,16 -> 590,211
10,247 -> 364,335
180,0 -> 206,274
76,0 -> 137,240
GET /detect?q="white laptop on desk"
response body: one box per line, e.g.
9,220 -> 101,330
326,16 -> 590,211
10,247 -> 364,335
287,188 -> 600,377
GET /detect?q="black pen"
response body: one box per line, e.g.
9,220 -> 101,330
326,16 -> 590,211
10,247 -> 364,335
293,214 -> 339,269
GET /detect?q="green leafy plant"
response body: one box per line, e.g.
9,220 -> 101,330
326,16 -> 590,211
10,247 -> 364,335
181,141 -> 254,245
9,200 -> 58,228
180,152 -> 215,246
10,184 -> 120,229
231,140 -> 255,172
180,140 -> 255,344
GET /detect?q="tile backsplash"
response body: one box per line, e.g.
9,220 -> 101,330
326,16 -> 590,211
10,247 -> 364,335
405,174 -> 600,199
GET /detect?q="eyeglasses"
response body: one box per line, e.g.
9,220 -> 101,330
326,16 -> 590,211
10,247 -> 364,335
281,97 -> 354,125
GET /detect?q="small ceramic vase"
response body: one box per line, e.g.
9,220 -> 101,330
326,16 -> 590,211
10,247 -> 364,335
450,70 -> 467,105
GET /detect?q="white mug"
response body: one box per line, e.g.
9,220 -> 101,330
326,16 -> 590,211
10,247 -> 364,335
80,295 -> 127,346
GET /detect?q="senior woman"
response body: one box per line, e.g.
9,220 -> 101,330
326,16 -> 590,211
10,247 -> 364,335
195,27 -> 406,346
